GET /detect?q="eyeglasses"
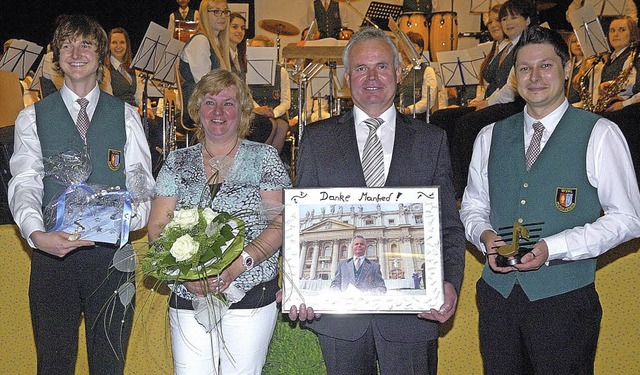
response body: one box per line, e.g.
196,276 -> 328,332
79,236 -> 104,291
208,9 -> 231,16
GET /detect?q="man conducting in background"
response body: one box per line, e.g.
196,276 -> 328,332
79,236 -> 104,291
460,26 -> 640,374
291,27 -> 465,375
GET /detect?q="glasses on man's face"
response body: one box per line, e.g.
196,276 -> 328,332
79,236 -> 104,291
208,9 -> 231,17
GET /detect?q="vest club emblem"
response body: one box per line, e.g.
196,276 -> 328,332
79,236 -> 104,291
108,149 -> 122,171
555,188 -> 577,212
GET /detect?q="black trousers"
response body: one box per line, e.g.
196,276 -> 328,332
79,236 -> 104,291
476,279 -> 601,375
29,246 -> 134,375
317,322 -> 438,375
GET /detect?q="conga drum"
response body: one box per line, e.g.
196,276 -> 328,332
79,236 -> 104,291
174,20 -> 198,42
430,12 -> 458,61
398,12 -> 429,53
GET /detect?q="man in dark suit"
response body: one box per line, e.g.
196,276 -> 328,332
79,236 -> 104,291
330,235 -> 387,294
291,27 -> 466,375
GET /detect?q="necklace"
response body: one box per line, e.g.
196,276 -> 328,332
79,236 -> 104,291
203,137 -> 238,178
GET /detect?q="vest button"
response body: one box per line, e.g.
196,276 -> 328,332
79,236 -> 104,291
520,199 -> 526,205
523,182 -> 529,188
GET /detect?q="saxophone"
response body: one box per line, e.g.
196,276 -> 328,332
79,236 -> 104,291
593,46 -> 638,112
578,58 -> 598,112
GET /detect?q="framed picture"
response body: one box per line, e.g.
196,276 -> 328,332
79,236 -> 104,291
281,187 -> 444,314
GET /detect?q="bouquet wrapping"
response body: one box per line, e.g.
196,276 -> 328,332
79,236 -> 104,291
43,150 -> 153,247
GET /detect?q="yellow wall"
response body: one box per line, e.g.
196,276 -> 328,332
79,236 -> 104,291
1,224 -> 638,374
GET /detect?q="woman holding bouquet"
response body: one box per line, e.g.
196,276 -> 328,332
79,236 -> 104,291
148,69 -> 291,374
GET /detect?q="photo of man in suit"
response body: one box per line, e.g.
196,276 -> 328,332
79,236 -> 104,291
330,235 -> 386,294
290,27 -> 465,375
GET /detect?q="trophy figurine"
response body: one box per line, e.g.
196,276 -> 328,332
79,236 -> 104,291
494,221 -> 543,267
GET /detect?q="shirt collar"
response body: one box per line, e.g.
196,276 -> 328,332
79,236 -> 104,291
353,104 -> 397,132
110,55 -> 122,71
60,82 -> 100,109
523,99 -> 569,135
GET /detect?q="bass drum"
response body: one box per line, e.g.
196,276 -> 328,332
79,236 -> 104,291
398,12 -> 429,53
430,12 -> 458,61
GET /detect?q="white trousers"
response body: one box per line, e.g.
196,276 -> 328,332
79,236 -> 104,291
169,301 -> 278,375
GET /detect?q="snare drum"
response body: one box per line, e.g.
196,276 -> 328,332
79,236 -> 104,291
338,28 -> 354,40
430,12 -> 458,61
398,12 -> 429,52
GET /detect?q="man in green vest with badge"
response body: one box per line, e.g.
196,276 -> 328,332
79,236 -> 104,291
460,26 -> 640,374
8,15 -> 153,374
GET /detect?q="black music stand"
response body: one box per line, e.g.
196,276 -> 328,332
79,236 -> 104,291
361,2 -> 402,31
132,22 -> 172,140
0,40 -> 43,80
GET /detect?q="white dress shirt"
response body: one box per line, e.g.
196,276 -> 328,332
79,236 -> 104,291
8,83 -> 154,247
353,105 -> 397,182
181,34 -> 216,83
460,99 -> 640,261
168,6 -> 201,30
251,67 -> 292,119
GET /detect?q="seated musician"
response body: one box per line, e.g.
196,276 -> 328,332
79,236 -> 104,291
307,0 -> 360,39
247,35 -> 290,153
396,32 -> 443,118
168,0 -> 200,31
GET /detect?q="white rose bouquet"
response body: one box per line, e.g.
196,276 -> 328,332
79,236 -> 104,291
142,207 -> 245,281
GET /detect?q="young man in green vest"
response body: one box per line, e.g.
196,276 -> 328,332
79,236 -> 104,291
460,26 -> 640,374
8,15 -> 153,374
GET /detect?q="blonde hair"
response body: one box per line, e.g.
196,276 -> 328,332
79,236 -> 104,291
197,0 -> 230,70
188,69 -> 254,142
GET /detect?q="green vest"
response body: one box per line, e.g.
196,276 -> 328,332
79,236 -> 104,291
35,91 -> 127,207
485,106 -> 602,301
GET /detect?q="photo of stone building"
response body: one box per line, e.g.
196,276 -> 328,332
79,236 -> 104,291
297,203 -> 426,291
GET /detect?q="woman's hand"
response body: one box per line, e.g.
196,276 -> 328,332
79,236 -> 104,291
184,269 -> 236,297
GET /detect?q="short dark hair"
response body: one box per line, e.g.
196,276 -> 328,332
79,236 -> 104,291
51,14 -> 108,79
513,26 -> 570,66
498,0 -> 536,24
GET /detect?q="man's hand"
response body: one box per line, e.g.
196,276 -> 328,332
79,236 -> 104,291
418,281 -> 458,323
514,240 -> 549,271
288,303 -> 320,322
30,230 -> 95,257
481,230 -> 517,273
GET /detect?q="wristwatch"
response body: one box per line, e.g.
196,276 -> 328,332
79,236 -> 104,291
241,251 -> 254,271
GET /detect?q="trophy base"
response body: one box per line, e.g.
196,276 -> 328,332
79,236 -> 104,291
496,248 -> 532,268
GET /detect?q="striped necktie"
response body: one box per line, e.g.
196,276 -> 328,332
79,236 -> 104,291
525,122 -> 544,171
76,98 -> 90,143
362,118 -> 385,187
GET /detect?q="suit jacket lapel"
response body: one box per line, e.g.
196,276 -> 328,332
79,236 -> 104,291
386,114 -> 416,186
336,112 -> 367,186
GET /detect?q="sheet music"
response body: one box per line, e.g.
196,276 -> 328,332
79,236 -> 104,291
247,47 -> 278,85
468,42 -> 493,80
0,39 -> 43,79
132,22 -> 172,74
437,49 -> 480,87
153,37 -> 184,84
575,0 -> 629,17
307,65 -> 347,98
569,6 -> 609,57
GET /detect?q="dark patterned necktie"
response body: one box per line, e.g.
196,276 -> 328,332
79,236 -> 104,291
362,118 -> 385,187
76,98 -> 90,143
525,122 -> 544,171
355,257 -> 362,270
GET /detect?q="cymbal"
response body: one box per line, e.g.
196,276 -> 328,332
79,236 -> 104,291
259,19 -> 300,36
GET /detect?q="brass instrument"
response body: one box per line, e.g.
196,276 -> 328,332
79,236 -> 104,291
578,57 -> 599,112
594,48 -> 637,112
